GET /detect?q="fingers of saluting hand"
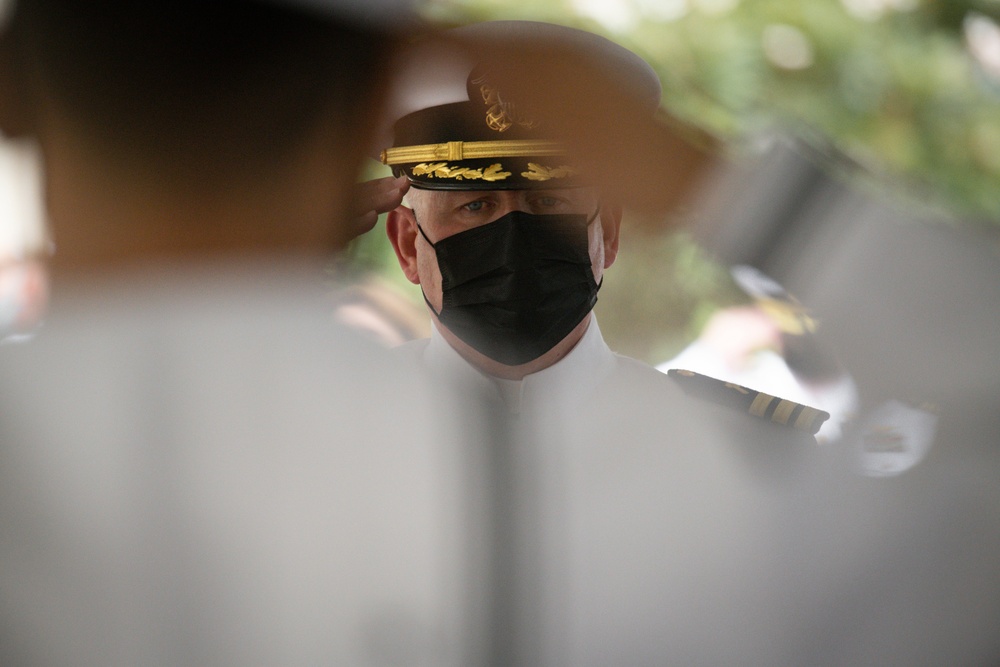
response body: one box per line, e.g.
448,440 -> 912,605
350,175 -> 410,236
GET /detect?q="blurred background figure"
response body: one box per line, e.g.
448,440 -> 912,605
659,264 -> 859,441
0,135 -> 47,342
0,1 -> 486,665
0,254 -> 46,342
330,273 -> 430,347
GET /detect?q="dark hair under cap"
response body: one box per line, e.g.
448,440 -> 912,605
7,0 -> 407,182
381,20 -> 665,191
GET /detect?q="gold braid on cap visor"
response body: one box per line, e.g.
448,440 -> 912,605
380,139 -> 565,165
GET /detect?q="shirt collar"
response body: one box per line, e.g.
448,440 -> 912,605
425,314 -> 618,414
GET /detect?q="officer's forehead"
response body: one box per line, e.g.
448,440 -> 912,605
408,186 -> 598,206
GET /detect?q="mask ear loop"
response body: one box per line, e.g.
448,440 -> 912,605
584,204 -> 604,292
412,209 -> 437,248
409,209 -> 445,315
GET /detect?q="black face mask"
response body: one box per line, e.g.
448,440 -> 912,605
417,208 -> 602,366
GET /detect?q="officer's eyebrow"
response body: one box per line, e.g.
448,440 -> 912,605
432,190 -> 497,207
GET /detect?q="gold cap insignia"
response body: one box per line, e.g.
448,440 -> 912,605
472,74 -> 540,133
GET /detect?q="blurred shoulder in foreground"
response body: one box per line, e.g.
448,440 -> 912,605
0,0 -> 484,664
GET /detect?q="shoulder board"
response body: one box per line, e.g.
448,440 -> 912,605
667,368 -> 830,435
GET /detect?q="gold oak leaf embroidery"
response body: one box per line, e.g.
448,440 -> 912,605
521,163 -> 577,181
411,162 -> 447,177
481,163 -> 512,181
412,162 -> 511,181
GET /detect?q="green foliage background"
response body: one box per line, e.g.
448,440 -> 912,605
422,0 -> 1000,223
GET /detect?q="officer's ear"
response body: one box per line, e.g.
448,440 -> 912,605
600,202 -> 623,268
386,205 -> 421,284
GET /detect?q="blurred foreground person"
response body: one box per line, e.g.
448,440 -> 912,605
0,1 -> 481,665
661,138 -> 1000,664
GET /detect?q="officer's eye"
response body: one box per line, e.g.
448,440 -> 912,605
462,200 -> 487,212
536,196 -> 561,208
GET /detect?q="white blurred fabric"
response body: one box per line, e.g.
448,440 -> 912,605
0,258 -> 483,666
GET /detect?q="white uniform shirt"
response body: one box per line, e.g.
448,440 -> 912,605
394,314 -> 837,666
397,316 -> 659,417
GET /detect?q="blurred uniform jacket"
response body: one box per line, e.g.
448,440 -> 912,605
0,260 -> 481,667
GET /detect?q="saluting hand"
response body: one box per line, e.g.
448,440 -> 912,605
349,175 -> 410,237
